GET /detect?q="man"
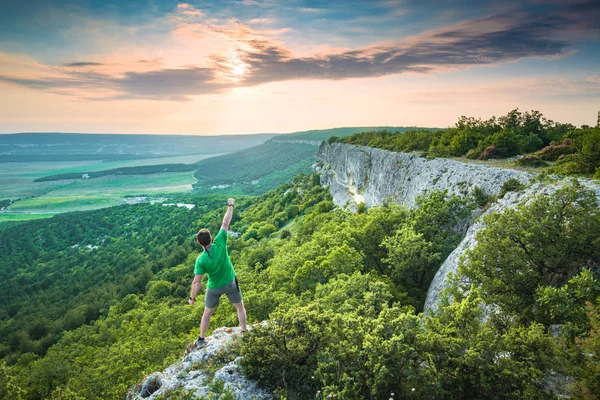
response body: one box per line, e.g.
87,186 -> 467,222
189,197 -> 247,346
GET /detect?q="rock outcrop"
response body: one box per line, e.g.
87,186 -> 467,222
315,142 -> 532,210
127,326 -> 271,400
315,142 -> 600,313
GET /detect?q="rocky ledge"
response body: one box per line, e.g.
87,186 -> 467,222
315,142 -> 532,209
127,326 -> 272,400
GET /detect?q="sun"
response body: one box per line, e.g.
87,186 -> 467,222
218,53 -> 248,82
230,58 -> 248,77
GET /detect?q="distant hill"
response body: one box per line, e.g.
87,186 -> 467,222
0,133 -> 275,162
193,126 -> 436,195
26,127 -> 434,195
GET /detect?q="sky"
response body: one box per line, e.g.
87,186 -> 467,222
0,0 -> 599,134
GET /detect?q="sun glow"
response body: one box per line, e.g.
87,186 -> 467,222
214,52 -> 249,82
230,57 -> 248,77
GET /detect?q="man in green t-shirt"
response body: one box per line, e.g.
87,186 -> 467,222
188,198 -> 246,346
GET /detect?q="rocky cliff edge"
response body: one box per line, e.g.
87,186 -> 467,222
127,326 -> 271,400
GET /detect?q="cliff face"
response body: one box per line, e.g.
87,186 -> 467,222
316,142 -> 532,210
315,142 -> 600,313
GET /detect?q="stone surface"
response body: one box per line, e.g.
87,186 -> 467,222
316,142 -> 532,210
127,326 -> 272,400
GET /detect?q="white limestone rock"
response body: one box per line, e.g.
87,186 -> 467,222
126,326 -> 272,400
316,142 -> 532,209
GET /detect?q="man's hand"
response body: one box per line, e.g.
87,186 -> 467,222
222,199 -> 235,230
188,297 -> 195,305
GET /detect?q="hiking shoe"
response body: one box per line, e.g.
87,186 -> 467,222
195,336 -> 206,348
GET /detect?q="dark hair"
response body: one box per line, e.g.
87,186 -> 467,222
197,229 -> 212,247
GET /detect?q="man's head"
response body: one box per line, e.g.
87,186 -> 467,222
197,229 -> 212,247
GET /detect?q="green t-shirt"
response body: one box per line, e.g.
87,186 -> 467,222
194,228 -> 236,289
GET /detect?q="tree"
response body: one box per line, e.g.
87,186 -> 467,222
461,182 -> 600,322
382,226 -> 441,305
577,128 -> 600,174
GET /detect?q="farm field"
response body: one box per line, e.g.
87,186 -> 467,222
1,171 -> 197,222
0,159 -> 206,223
0,153 -> 222,199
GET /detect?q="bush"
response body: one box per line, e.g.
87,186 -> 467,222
498,178 -> 525,198
465,148 -> 480,159
515,155 -> 548,168
471,186 -> 492,208
534,138 -> 575,161
460,183 -> 600,322
356,202 -> 367,214
478,145 -> 500,160
240,304 -> 334,395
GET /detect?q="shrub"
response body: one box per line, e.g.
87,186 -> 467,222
515,155 -> 548,168
356,202 -> 367,214
478,145 -> 500,160
460,183 -> 600,322
465,148 -> 480,159
471,186 -> 492,208
498,178 -> 525,198
240,304 -> 334,395
534,138 -> 575,161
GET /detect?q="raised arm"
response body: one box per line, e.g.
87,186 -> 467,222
221,198 -> 235,230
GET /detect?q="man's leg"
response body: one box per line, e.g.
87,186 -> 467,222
233,301 -> 247,331
200,307 -> 215,339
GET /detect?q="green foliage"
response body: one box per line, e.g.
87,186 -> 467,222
471,185 -> 493,208
420,290 -> 556,399
382,226 -> 441,304
461,182 -> 600,322
241,304 -> 331,395
536,270 -> 600,338
338,109 -> 597,177
339,129 -> 437,153
285,126 -> 430,142
576,128 -> 600,174
0,363 -> 25,400
498,177 -> 525,198
4,166 -> 598,400
572,301 -> 600,399
516,155 -> 549,168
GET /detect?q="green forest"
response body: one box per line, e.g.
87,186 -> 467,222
1,170 -> 599,399
331,109 -> 600,178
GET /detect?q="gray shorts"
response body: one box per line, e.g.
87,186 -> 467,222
205,277 -> 242,308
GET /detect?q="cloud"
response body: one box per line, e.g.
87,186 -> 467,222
298,7 -> 324,13
62,62 -> 105,67
0,1 -> 597,101
229,0 -> 598,85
